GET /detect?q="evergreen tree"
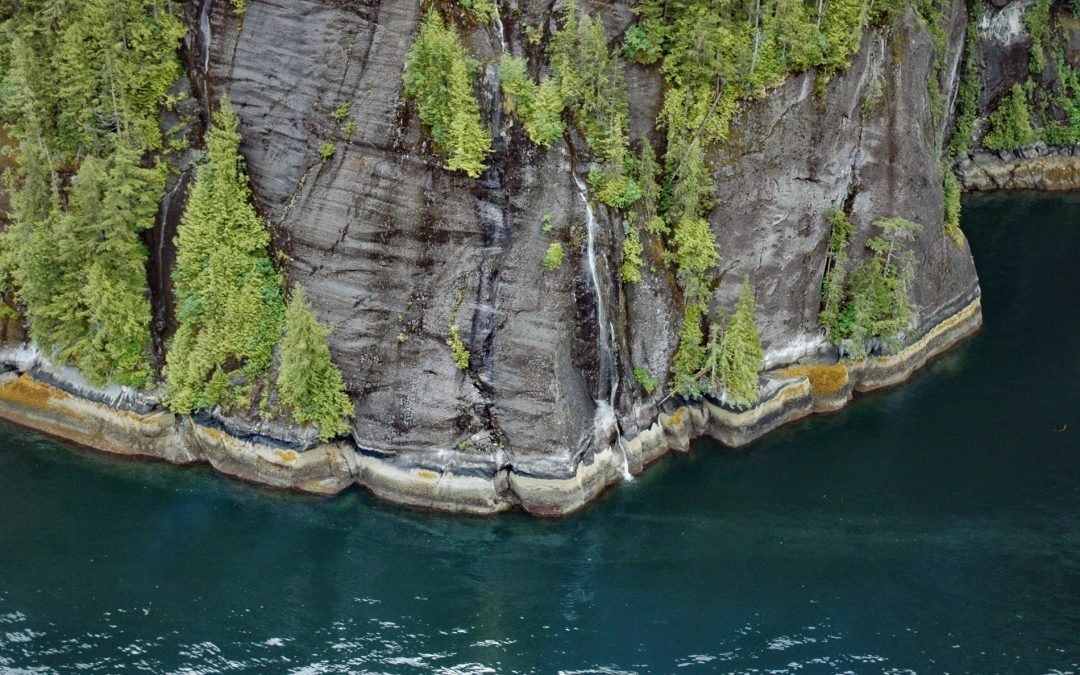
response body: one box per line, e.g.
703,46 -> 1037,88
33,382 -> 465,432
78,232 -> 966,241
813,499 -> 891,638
403,11 -> 491,177
444,51 -> 491,177
277,287 -> 353,441
0,0 -> 183,387
621,219 -> 644,283
670,303 -> 706,397
166,99 -> 286,413
822,216 -> 921,358
499,55 -> 565,147
638,136 -> 665,236
818,207 -> 852,332
670,215 -> 719,308
716,279 -> 763,409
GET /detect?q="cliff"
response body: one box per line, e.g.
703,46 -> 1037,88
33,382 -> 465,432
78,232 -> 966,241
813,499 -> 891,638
0,0 -> 1012,514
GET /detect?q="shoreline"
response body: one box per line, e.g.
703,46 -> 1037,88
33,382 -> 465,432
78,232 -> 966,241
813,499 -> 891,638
0,296 -> 983,517
956,144 -> 1080,192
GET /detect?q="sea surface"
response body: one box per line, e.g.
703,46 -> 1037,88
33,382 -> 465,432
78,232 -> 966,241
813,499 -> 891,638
1,192 -> 1077,674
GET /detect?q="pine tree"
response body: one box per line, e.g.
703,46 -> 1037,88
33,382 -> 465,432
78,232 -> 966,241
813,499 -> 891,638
638,137 -> 665,235
166,99 -> 285,413
277,287 -> 353,441
670,303 -> 706,397
716,279 -> 763,409
403,11 -> 490,177
0,0 -> 182,387
670,215 -> 719,308
444,54 -> 491,177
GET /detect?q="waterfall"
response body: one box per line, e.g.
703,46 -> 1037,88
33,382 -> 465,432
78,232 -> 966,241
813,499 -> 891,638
572,175 -> 632,482
572,174 -> 618,406
198,0 -> 213,75
491,1 -> 508,54
197,0 -> 214,106
157,179 -> 184,299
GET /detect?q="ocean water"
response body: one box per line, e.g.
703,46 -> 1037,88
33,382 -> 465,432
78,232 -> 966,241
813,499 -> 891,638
0,192 -> 1077,674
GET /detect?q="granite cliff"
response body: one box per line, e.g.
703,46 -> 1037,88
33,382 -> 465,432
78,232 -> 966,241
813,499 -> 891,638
3,0 -> 1067,514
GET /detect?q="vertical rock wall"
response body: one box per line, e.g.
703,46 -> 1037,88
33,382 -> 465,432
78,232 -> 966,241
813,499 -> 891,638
164,0 -> 982,477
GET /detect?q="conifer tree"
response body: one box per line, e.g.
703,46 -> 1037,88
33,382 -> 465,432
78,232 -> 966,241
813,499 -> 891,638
638,137 -> 666,236
444,54 -> 491,177
277,287 -> 353,441
166,99 -> 285,413
621,218 -> 644,283
403,11 -> 491,178
716,279 -> 764,409
670,303 -> 706,397
0,0 -> 182,387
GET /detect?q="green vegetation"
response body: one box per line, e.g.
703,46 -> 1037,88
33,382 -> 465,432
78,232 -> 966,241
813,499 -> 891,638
670,279 -> 764,404
818,207 -> 853,334
709,280 -> 763,409
819,215 -> 921,359
499,55 -> 566,147
166,99 -> 286,413
320,141 -> 336,161
1043,49 -> 1080,145
621,218 -> 644,283
633,365 -> 658,395
277,287 -> 353,440
333,101 -> 351,121
942,167 -> 962,243
0,0 -> 185,387
458,0 -> 495,23
918,0 -> 951,132
670,216 -> 719,309
447,289 -> 469,370
548,0 -> 639,209
623,0 -> 881,395
543,241 -> 565,271
946,9 -> 982,159
670,303 -> 707,397
983,84 -> 1036,151
403,11 -> 491,178
1023,0 -> 1051,75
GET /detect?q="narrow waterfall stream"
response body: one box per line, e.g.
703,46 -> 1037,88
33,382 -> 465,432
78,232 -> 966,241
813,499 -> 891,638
197,0 -> 214,105
572,174 -> 632,481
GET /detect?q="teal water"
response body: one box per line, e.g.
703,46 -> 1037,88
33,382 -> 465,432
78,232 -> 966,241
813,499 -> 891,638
1,193 -> 1078,674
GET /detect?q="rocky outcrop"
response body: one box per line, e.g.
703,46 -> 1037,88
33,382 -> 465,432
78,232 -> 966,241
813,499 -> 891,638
957,144 -> 1080,190
182,0 -> 979,470
708,0 -> 978,366
0,0 -> 992,515
0,295 -> 981,515
955,0 -> 1080,192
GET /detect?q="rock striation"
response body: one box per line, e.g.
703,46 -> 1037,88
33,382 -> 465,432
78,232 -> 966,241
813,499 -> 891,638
0,0 -> 1010,514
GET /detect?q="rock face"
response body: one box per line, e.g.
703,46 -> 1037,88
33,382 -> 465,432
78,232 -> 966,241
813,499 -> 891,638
957,144 -> 1080,190
167,0 -> 983,489
709,0 -> 978,366
0,0 -> 994,514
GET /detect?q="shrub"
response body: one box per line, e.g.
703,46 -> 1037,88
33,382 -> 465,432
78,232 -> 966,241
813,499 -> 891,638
983,84 -> 1036,151
633,365 -> 658,394
543,241 -> 565,271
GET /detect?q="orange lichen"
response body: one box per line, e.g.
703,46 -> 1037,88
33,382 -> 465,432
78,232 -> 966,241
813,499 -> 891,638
776,364 -> 848,395
0,374 -> 65,408
274,449 -> 298,463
